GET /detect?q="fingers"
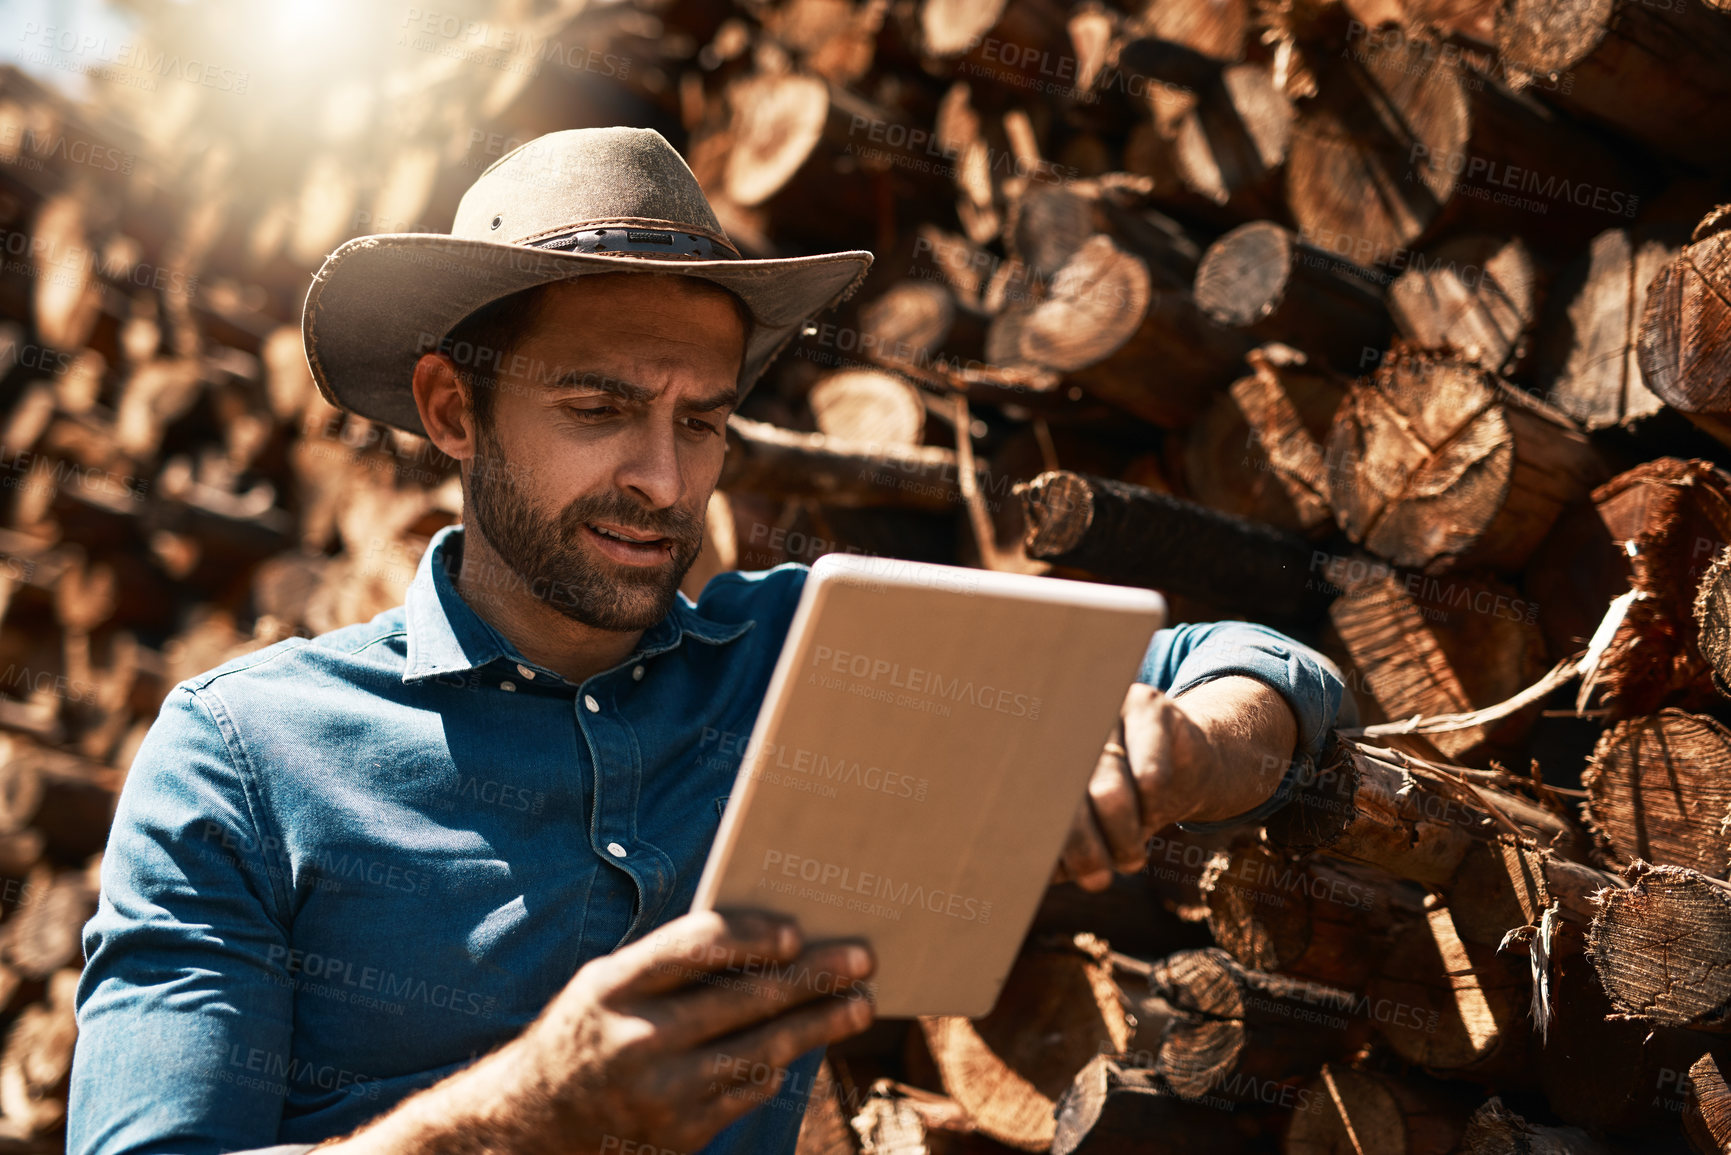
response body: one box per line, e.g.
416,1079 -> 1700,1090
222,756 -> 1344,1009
1058,794 -> 1116,891
601,909 -> 802,1000
701,984 -> 874,1093
679,980 -> 876,1139
1086,724 -> 1149,873
648,940 -> 875,1049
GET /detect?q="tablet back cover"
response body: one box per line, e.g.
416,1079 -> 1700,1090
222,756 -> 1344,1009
692,555 -> 1164,1018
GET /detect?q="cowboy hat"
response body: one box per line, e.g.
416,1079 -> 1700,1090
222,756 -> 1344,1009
301,126 -> 873,437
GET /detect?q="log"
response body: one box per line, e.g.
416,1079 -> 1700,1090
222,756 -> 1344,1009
1459,1097 -> 1609,1155
1145,947 -> 1367,1102
1388,234 -> 1542,377
1494,0 -> 1731,170
1588,862 -> 1731,1031
1126,0 -> 1251,62
919,934 -> 1132,1152
1125,61 -> 1294,224
987,232 -> 1251,428
720,415 -> 968,510
1193,222 -> 1391,373
1016,469 -> 1335,624
1533,226 -> 1678,430
1049,1055 -> 1255,1155
1584,711 -> 1731,877
1527,458 -> 1731,710
1365,896 -> 1536,1079
0,969 -> 78,1138
1264,738 -> 1582,885
1282,1065 -> 1468,1155
0,866 -> 96,981
1638,207 -> 1731,417
1181,344 -> 1347,537
1200,839 -> 1423,990
1320,562 -> 1548,759
848,1081 -> 1007,1154
795,1059 -> 857,1155
1687,1052 -> 1731,1155
1699,544 -> 1731,697
1325,347 -> 1603,574
1537,950 -> 1730,1135
807,370 -> 927,447
1288,22 -> 1639,266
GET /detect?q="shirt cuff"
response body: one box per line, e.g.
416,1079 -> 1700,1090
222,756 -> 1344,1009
1155,625 -> 1344,832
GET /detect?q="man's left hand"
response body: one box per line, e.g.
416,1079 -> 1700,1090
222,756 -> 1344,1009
1054,676 -> 1299,892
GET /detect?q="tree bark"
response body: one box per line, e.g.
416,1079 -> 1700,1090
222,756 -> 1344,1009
1264,738 -> 1582,885
1016,469 -> 1335,624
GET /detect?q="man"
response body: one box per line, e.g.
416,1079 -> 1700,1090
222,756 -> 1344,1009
68,127 -> 1345,1155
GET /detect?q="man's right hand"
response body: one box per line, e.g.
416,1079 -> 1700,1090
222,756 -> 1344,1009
316,910 -> 875,1155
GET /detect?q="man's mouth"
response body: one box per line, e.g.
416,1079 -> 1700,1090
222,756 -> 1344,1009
585,521 -> 675,563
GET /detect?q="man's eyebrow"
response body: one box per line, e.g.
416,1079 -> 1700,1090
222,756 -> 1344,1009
550,370 -> 655,403
549,370 -> 737,413
681,387 -> 739,414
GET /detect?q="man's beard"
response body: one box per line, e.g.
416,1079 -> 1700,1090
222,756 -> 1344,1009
462,424 -> 706,631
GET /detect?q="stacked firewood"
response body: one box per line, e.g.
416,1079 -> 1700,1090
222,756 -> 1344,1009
2,0 -> 1731,1148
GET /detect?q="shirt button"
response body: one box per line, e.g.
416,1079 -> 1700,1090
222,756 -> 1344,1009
516,663 -> 536,680
500,681 -> 516,692
584,694 -> 600,713
606,842 -> 627,858
632,665 -> 645,681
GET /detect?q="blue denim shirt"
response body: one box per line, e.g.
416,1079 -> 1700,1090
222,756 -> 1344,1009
69,524 -> 1343,1155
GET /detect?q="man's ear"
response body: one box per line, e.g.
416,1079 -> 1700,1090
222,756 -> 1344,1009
412,353 -> 477,462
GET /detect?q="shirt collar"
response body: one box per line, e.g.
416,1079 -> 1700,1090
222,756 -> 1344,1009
402,524 -> 753,684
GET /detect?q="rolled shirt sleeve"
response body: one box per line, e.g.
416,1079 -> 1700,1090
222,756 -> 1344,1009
1137,621 -> 1349,831
69,684 -> 303,1155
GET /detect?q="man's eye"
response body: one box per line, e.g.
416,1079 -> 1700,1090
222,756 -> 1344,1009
569,405 -> 619,419
684,417 -> 721,436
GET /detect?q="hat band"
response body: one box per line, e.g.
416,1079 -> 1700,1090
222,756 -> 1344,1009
526,225 -> 740,260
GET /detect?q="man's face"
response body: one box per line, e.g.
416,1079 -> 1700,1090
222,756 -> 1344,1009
462,274 -> 745,631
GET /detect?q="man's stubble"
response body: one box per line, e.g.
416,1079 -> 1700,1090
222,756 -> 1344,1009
462,421 -> 707,631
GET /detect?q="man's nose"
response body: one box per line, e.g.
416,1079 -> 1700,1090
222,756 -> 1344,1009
615,421 -> 683,508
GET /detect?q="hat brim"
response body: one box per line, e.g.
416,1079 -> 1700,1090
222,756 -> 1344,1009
301,233 -> 873,437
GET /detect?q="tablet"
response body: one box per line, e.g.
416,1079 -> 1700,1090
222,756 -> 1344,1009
691,553 -> 1166,1018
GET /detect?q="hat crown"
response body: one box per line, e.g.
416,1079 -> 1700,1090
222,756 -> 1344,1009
451,127 -> 730,248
